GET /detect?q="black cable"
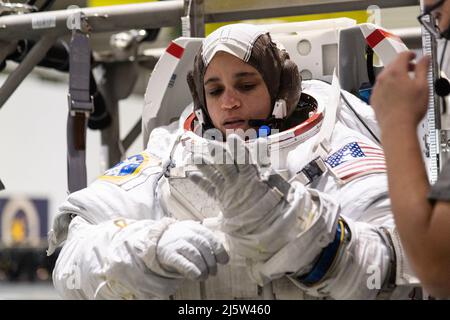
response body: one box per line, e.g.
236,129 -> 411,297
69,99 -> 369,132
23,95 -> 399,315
440,40 -> 448,67
340,91 -> 381,144
442,95 -> 447,114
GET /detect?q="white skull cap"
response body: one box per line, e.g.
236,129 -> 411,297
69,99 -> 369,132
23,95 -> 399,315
187,23 -> 302,130
201,23 -> 268,65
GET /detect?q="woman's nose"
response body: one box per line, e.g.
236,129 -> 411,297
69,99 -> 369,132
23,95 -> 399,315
221,89 -> 240,110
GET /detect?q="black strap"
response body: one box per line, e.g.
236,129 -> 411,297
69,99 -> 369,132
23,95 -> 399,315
366,45 -> 376,86
67,31 -> 93,193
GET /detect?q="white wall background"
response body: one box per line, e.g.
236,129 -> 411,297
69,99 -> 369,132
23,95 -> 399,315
0,69 -> 143,229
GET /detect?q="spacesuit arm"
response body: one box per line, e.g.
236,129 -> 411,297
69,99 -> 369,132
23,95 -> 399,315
286,205 -> 395,300
253,180 -> 417,300
52,214 -> 186,299
51,167 -> 229,299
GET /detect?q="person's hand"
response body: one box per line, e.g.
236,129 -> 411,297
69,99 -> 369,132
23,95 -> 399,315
189,134 -> 295,261
156,220 -> 229,280
370,51 -> 430,130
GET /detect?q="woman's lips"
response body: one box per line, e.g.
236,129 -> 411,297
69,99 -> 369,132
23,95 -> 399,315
223,119 -> 246,130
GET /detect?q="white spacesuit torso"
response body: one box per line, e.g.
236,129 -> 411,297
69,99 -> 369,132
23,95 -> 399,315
49,81 -> 419,300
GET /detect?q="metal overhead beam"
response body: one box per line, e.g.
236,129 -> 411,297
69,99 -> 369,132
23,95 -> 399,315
0,0 -> 420,41
0,1 -> 184,41
204,0 -> 419,23
0,35 -> 57,108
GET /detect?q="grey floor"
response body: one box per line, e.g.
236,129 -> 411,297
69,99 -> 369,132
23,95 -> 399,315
0,282 -> 60,300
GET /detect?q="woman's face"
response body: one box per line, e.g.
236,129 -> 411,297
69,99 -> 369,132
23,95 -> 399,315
203,51 -> 271,135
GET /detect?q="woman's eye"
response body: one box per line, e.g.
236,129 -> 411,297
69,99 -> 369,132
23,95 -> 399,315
207,88 -> 223,96
239,83 -> 256,91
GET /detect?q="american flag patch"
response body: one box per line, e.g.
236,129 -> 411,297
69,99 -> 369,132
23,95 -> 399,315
325,142 -> 386,182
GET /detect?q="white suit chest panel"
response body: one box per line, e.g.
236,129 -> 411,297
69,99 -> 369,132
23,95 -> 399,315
159,135 -> 308,299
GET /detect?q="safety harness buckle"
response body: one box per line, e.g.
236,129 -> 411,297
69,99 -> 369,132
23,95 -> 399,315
295,157 -> 327,186
68,93 -> 94,117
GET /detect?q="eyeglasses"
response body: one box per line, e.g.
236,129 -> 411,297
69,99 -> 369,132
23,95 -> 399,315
418,0 -> 446,38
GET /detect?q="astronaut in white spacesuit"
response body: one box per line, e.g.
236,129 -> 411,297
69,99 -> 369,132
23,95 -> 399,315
48,23 -> 419,300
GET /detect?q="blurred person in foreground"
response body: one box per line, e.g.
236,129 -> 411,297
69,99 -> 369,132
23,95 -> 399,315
371,0 -> 450,298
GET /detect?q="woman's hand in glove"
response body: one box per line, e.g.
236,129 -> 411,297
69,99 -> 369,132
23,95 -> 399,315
156,220 -> 229,280
189,134 -> 295,261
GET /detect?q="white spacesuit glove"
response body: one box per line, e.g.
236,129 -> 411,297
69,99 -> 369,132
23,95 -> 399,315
189,134 -> 302,261
189,134 -> 339,286
157,220 -> 230,280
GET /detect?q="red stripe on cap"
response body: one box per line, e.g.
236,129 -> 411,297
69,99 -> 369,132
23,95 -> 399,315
366,29 -> 402,48
166,42 -> 184,59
